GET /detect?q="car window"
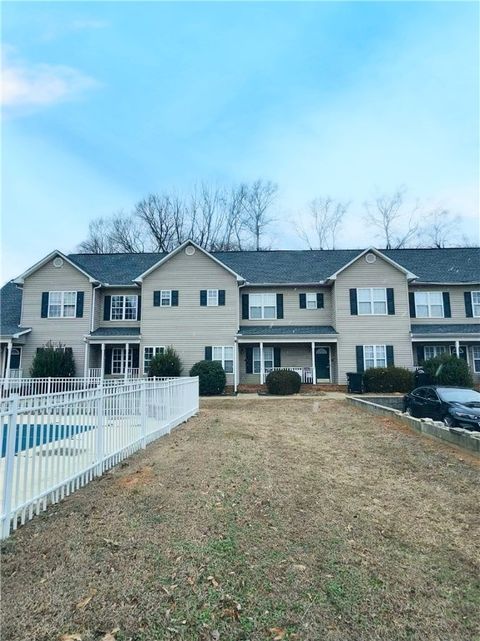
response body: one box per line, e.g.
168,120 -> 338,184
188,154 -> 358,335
413,388 -> 427,398
424,389 -> 439,401
437,388 -> 480,403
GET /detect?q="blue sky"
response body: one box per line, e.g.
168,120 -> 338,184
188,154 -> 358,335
2,1 -> 479,282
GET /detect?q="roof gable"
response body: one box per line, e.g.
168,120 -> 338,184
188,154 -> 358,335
326,247 -> 417,281
14,250 -> 97,285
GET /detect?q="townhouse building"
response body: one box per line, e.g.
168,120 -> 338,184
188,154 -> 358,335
1,241 -> 479,389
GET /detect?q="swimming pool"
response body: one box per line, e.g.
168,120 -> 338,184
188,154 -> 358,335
1,423 -> 93,458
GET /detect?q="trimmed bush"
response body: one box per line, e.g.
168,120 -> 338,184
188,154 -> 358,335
190,360 -> 226,395
148,346 -> 182,377
266,369 -> 301,395
363,367 -> 414,393
30,342 -> 76,378
422,354 -> 473,388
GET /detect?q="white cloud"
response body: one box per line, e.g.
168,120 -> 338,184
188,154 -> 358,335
1,49 -> 98,109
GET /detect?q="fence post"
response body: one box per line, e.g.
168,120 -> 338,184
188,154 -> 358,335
95,385 -> 105,476
140,380 -> 147,448
1,394 -> 19,539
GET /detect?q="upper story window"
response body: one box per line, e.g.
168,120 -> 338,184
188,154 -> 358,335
306,293 -> 317,309
111,295 -> 138,320
48,291 -> 77,318
414,291 -> 443,318
357,288 -> 387,315
161,290 -> 172,306
472,292 -> 480,317
207,289 -> 218,306
249,293 -> 276,320
153,290 -> 179,307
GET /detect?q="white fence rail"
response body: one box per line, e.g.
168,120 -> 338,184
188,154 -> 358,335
264,367 -> 314,384
0,377 -> 199,538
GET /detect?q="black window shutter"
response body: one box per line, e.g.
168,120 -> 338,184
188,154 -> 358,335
386,288 -> 395,315
153,291 -> 160,307
409,292 -> 416,318
242,294 -> 249,319
41,292 -> 49,318
205,346 -> 212,361
103,295 -> 111,320
200,290 -> 207,306
416,345 -> 425,364
356,346 -> 364,373
299,293 -> 306,309
76,291 -> 84,318
274,347 -> 281,367
276,294 -> 284,319
464,292 -> 473,317
137,296 -> 141,320
349,289 -> 358,315
245,347 -> 253,374
316,293 -> 324,309
104,348 -> 112,375
386,345 -> 394,367
442,292 -> 451,318
219,290 -> 226,306
172,290 -> 179,306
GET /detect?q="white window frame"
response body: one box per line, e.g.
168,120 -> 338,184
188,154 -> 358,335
249,293 -> 277,320
253,346 -> 274,374
363,345 -> 386,370
424,345 -> 449,360
414,291 -> 444,318
473,346 -> 480,373
143,346 -> 166,374
212,345 -> 234,374
471,291 -> 480,318
357,288 -> 387,315
48,291 -> 77,318
207,289 -> 219,307
306,293 -> 318,310
160,290 -> 172,307
110,295 -> 138,321
111,347 -> 133,375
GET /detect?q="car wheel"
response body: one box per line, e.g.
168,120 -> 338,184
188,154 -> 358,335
443,414 -> 456,427
404,405 -> 414,417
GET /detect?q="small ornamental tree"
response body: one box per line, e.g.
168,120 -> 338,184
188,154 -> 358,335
148,347 -> 182,377
30,342 -> 76,377
363,367 -> 414,393
189,360 -> 226,395
266,369 -> 301,395
422,354 -> 473,388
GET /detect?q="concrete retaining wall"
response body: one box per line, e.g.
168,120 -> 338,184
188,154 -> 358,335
361,396 -> 404,410
347,396 -> 480,456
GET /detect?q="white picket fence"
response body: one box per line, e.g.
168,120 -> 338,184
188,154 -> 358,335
0,377 -> 199,538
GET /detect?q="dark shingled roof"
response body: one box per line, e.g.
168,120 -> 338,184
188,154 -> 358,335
90,327 -> 141,337
411,324 -> 480,335
237,325 -> 337,336
0,281 -> 29,337
65,247 -> 480,286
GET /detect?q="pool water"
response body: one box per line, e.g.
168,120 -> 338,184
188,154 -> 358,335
1,423 -> 92,457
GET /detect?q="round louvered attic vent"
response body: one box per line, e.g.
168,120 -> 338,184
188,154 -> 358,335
185,245 -> 195,256
53,257 -> 64,268
365,253 -> 376,264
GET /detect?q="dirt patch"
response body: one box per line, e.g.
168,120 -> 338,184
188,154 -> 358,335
2,398 -> 479,641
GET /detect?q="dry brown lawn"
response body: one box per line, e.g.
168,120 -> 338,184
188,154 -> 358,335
2,397 -> 479,641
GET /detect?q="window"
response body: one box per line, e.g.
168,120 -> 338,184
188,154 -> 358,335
306,293 -> 317,309
207,289 -> 219,306
48,291 -> 77,318
111,347 -> 133,375
111,295 -> 138,321
253,346 -> 274,373
161,290 -> 172,307
414,292 -> 444,318
473,347 -> 480,374
212,346 -> 234,373
363,345 -> 386,369
472,292 -> 480,317
143,346 -> 165,374
357,288 -> 387,315
424,345 -> 449,360
249,293 -> 276,320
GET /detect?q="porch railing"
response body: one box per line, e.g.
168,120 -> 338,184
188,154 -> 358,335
264,367 -> 314,384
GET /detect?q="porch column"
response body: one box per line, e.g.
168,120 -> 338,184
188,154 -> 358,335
100,343 -> 106,380
259,342 -> 264,385
311,341 -> 316,384
84,342 -> 89,378
4,340 -> 12,380
124,342 -> 130,380
234,340 -> 239,393
455,340 -> 460,358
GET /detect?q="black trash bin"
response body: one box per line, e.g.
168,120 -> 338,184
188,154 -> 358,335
346,372 -> 364,394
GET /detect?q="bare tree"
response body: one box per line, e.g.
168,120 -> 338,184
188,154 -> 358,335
421,208 -> 462,248
363,187 -> 420,249
243,179 -> 278,251
296,197 -> 349,249
78,218 -> 118,253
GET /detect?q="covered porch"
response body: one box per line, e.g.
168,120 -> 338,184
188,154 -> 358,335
0,329 -> 31,380
237,325 -> 338,386
85,327 -> 141,379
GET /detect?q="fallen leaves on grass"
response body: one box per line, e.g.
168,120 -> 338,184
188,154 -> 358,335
269,627 -> 286,640
60,635 -> 82,641
207,575 -> 219,588
100,628 -> 120,641
75,590 -> 96,610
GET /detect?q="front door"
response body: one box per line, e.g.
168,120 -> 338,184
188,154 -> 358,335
315,346 -> 330,381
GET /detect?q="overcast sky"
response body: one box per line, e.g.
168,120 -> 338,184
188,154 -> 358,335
2,1 -> 479,282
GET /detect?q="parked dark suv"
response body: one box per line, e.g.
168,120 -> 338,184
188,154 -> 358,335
403,386 -> 480,430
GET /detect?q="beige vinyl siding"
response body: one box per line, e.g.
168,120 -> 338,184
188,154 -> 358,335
141,247 -> 239,384
96,288 -> 141,328
20,259 -> 92,376
241,286 -> 333,326
334,255 -> 413,383
410,285 -> 480,325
